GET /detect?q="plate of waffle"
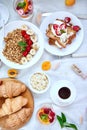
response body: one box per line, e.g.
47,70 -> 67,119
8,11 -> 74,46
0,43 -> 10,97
40,11 -> 84,56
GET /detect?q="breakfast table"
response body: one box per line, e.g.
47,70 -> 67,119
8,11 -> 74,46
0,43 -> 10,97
0,0 -> 87,130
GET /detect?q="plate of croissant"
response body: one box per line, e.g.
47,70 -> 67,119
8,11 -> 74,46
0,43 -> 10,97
0,78 -> 34,130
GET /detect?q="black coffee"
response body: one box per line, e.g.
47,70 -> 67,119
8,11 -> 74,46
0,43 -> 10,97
58,87 -> 71,99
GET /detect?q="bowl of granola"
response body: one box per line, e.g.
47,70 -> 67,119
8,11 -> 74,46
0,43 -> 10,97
0,20 -> 44,69
28,72 -> 50,94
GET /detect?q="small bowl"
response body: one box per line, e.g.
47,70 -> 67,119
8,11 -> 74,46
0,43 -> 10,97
28,72 -> 50,94
36,103 -> 56,126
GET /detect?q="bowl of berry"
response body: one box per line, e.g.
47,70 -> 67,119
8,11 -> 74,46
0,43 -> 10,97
13,0 -> 34,19
36,103 -> 56,125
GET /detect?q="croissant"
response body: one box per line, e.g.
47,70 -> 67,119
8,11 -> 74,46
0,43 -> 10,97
4,108 -> 31,129
0,80 -> 26,98
0,96 -> 28,117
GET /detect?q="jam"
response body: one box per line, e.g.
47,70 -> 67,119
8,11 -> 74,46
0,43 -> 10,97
58,87 -> 71,99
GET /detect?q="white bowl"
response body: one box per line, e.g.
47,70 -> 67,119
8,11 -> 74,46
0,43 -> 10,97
28,72 -> 50,94
0,20 -> 44,69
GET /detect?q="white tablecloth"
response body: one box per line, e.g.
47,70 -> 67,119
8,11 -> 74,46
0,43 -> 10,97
0,0 -> 87,130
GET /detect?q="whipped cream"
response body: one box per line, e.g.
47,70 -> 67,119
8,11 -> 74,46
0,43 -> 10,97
51,20 -> 74,43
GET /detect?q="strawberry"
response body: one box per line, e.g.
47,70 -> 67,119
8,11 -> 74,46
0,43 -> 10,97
64,17 -> 71,23
73,25 -> 81,32
21,30 -> 26,36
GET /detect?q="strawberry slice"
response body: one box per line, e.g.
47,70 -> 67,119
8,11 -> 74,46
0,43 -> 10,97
49,117 -> 54,123
60,23 -> 66,30
53,24 -> 59,30
64,17 -> 71,23
73,25 -> 81,32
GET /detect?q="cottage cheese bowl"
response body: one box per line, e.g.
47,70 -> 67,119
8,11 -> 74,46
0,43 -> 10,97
28,72 -> 50,94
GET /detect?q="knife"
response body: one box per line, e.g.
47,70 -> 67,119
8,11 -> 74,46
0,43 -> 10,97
41,12 -> 87,19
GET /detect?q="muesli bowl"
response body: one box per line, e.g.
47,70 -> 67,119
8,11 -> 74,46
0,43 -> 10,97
28,71 -> 50,94
0,20 -> 44,69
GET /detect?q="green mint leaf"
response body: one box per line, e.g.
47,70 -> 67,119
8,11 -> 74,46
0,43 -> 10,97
18,41 -> 27,47
40,114 -> 48,120
21,47 -> 26,52
60,29 -> 66,34
61,112 -> 66,123
57,115 -> 64,128
17,2 -> 26,8
64,122 -> 78,130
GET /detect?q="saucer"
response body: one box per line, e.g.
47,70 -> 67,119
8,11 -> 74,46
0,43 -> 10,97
50,80 -> 76,107
0,3 -> 9,28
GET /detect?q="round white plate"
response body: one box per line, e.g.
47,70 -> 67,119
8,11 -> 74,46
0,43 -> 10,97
0,3 -> 9,28
50,80 -> 76,107
0,20 -> 44,69
40,11 -> 84,56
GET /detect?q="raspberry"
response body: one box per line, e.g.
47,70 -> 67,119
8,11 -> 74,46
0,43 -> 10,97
44,108 -> 51,114
24,34 -> 30,40
27,39 -> 33,46
26,46 -> 31,52
49,111 -> 55,117
22,51 -> 28,57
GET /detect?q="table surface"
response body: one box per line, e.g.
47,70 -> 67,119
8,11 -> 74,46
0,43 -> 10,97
0,0 -> 87,130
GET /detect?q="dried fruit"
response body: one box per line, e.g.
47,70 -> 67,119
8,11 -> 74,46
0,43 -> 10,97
42,61 -> 51,71
8,69 -> 18,78
65,0 -> 76,6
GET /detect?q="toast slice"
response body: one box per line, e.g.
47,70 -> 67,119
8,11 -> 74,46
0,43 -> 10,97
46,19 -> 76,48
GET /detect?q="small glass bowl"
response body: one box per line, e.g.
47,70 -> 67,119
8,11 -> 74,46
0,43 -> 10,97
36,103 -> 56,126
13,0 -> 34,20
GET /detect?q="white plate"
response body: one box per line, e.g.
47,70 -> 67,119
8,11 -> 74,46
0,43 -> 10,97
0,3 -> 9,28
40,11 -> 84,56
50,80 -> 76,107
0,20 -> 44,69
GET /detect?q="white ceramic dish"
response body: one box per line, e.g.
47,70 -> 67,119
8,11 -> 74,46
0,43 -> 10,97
0,3 -> 9,28
50,80 -> 76,107
28,72 -> 50,94
0,20 -> 44,69
40,11 -> 84,56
